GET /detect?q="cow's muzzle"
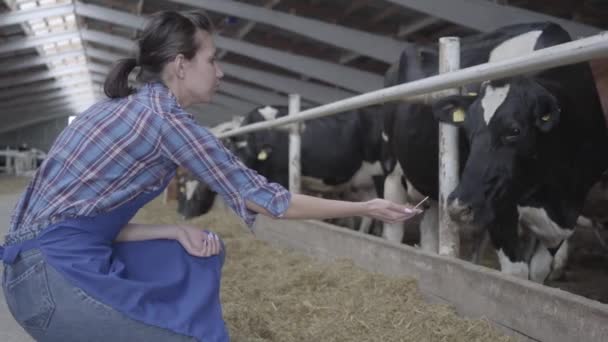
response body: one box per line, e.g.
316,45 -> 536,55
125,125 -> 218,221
447,198 -> 474,223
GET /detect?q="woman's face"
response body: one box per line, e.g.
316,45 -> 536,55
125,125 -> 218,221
181,30 -> 224,105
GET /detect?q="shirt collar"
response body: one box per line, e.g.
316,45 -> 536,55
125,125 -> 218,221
138,81 -> 182,112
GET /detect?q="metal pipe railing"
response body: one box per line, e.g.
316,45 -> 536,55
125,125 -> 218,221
218,31 -> 608,139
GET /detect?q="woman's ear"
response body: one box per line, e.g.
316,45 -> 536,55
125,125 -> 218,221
174,54 -> 186,79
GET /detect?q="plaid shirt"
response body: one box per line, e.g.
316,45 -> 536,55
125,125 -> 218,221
5,82 -> 290,245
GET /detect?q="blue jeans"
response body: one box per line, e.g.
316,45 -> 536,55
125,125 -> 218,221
2,249 -> 197,342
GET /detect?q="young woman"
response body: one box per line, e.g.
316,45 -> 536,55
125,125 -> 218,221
1,10 -> 420,342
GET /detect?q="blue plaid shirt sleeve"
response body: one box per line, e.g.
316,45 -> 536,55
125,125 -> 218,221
159,110 -> 291,228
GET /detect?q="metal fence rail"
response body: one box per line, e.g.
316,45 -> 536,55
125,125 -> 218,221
218,31 -> 608,139
214,30 -> 608,258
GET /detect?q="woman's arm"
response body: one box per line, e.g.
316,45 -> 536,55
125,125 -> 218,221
115,223 -> 222,257
247,193 -> 421,224
115,223 -> 178,242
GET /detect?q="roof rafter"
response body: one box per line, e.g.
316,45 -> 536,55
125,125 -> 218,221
167,0 -> 405,63
74,3 -> 384,92
386,0 -> 600,38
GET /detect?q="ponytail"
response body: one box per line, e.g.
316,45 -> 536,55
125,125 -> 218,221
103,10 -> 213,99
104,58 -> 137,98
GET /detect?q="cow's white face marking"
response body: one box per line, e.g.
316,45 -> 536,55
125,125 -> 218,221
517,206 -> 573,248
481,84 -> 510,125
497,249 -> 529,279
489,30 -> 543,63
258,106 -> 279,121
185,180 -> 199,200
481,30 -> 543,125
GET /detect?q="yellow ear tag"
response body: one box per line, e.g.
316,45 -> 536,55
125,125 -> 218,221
541,114 -> 550,122
257,150 -> 268,161
452,108 -> 465,123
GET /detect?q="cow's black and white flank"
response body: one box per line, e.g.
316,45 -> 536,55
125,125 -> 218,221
234,105 -> 383,191
382,22 -> 608,282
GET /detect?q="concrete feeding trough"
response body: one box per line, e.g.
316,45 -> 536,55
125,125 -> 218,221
254,216 -> 608,342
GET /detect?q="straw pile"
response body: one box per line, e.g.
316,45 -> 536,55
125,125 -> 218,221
134,198 -> 515,342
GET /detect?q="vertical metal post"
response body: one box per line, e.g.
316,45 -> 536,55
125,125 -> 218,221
7,150 -> 14,175
438,37 -> 461,257
288,94 -> 302,194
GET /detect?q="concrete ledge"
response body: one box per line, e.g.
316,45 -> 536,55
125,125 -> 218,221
254,216 -> 608,342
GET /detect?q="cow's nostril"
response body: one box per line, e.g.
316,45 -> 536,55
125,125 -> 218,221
447,199 -> 474,222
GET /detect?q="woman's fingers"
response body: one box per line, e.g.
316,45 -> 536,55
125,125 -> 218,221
370,200 -> 423,223
208,232 -> 218,255
203,232 -> 221,256
176,227 -> 223,257
389,202 -> 422,216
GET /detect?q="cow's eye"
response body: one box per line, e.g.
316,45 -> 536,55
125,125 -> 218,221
504,128 -> 521,142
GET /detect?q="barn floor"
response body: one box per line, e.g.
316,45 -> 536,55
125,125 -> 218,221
0,175 -> 35,342
0,175 -> 513,341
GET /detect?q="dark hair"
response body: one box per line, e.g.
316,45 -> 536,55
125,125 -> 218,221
104,10 -> 214,98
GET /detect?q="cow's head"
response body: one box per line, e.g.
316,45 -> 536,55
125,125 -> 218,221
176,172 -> 217,219
230,106 -> 284,169
433,77 -> 561,226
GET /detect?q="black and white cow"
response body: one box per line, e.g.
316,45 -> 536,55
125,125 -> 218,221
382,22 -> 608,282
232,105 -> 386,231
235,105 -> 383,189
176,167 -> 217,219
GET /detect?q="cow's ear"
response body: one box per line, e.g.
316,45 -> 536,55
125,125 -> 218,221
535,94 -> 561,132
432,95 -> 476,126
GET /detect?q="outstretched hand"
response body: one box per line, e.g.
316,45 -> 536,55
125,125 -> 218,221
364,198 -> 423,224
175,226 -> 222,257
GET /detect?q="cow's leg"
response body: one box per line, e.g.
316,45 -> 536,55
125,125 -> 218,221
518,206 -> 573,282
358,217 -> 373,234
382,164 -> 407,242
529,240 -> 553,283
497,250 -> 529,280
348,186 -> 378,234
529,238 -> 568,282
547,239 -> 569,281
419,201 -> 439,252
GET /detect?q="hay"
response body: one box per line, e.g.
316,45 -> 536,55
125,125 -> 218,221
134,199 -> 515,342
0,174 -> 515,341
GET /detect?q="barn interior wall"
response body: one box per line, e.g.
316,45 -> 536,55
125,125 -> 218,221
0,117 -> 68,152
